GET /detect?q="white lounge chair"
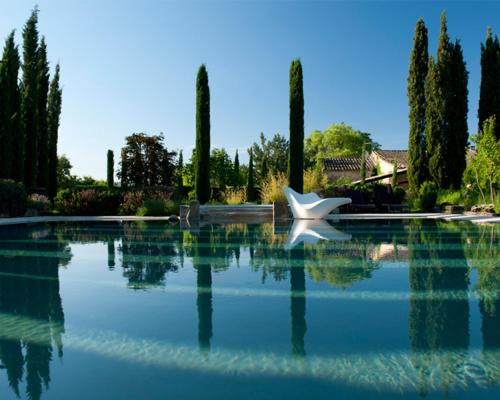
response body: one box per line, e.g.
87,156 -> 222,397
283,187 -> 352,219
284,219 -> 352,250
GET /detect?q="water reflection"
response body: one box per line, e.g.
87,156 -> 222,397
0,225 -> 70,400
0,220 -> 499,398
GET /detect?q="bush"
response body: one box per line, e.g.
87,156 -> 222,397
119,191 -> 145,215
54,189 -> 121,215
223,187 -> 246,205
417,181 -> 438,212
303,168 -> 328,193
0,179 -> 27,217
392,186 -> 406,204
437,189 -> 463,206
260,172 -> 288,204
27,193 -> 51,213
137,199 -> 166,216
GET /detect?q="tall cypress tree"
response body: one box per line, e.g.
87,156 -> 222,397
447,40 -> 469,189
177,149 -> 184,188
47,64 -> 62,199
36,37 -> 49,188
478,27 -> 500,138
233,150 -> 240,186
288,59 -> 304,193
195,64 -> 211,203
0,32 -> 21,181
360,142 -> 367,184
21,8 -> 40,188
425,56 -> 446,187
247,149 -> 256,202
107,150 -> 114,188
407,18 -> 429,194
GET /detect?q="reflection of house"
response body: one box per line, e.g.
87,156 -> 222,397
323,150 -> 408,187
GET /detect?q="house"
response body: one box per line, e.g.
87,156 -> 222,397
323,150 -> 408,187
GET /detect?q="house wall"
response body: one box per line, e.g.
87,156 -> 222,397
326,170 -> 362,182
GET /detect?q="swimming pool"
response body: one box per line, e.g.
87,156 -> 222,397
0,220 -> 499,399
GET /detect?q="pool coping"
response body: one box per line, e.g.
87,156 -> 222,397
0,213 -> 498,226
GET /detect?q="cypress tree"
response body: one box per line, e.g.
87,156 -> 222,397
107,150 -> 114,188
425,56 -> 446,187
360,142 -> 367,184
0,31 -> 21,181
195,64 -> 211,203
478,27 -> 500,138
233,150 -> 240,186
47,64 -> 62,199
288,59 -> 304,193
177,149 -> 184,188
447,40 -> 469,189
36,37 -> 50,189
21,8 -> 40,188
247,149 -> 256,202
407,18 -> 429,194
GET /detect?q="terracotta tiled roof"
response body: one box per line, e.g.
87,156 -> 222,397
373,150 -> 408,168
322,156 -> 374,172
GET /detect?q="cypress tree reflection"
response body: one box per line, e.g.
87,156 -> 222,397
107,240 -> 116,269
0,225 -> 69,400
194,226 -> 213,356
290,243 -> 306,357
408,220 -> 470,396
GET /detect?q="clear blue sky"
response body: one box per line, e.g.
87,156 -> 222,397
1,0 -> 499,179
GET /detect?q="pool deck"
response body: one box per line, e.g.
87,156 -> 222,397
0,213 -> 498,226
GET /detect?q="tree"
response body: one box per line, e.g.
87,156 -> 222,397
304,123 -> 379,169
47,64 -> 62,199
0,31 -> 21,181
465,117 -> 500,204
247,149 -> 257,201
56,154 -> 73,189
118,133 -> 176,187
407,18 -> 429,194
447,40 -> 469,189
251,132 -> 289,183
210,148 -> 233,190
21,8 -> 40,188
177,150 -> 184,188
478,27 -> 500,138
107,150 -> 114,188
360,142 -> 367,184
195,64 -> 211,203
232,150 -> 240,186
288,59 -> 304,193
425,57 -> 446,187
36,37 -> 49,189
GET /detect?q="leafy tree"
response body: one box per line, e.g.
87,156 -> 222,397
288,59 -> 304,193
478,27 -> 500,138
107,150 -> 114,188
57,154 -> 74,189
210,148 -> 233,189
118,133 -> 176,187
304,123 -> 379,169
195,64 -> 211,203
251,132 -> 289,183
0,32 -> 21,181
246,149 -> 257,201
36,37 -> 49,188
21,8 -> 40,188
47,64 -> 62,199
464,117 -> 500,204
407,18 -> 428,194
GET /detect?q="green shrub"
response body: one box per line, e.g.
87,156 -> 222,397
392,186 -> 406,204
437,189 -> 462,206
137,199 -> 166,216
418,181 -> 438,212
0,179 -> 27,217
27,193 -> 51,213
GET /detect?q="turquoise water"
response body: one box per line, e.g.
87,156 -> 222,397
0,220 -> 499,399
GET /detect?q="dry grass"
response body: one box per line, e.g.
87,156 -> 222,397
260,172 -> 288,204
223,187 -> 247,205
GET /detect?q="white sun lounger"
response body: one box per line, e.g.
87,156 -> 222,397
283,187 -> 352,219
284,219 -> 352,249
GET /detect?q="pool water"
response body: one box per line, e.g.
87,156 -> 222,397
0,220 -> 499,399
